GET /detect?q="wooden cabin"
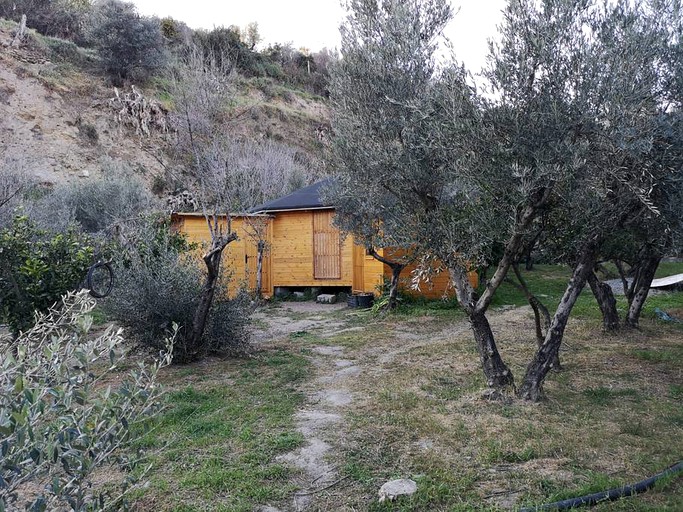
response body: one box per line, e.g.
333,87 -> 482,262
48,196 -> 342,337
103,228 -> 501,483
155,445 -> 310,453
171,181 -> 476,299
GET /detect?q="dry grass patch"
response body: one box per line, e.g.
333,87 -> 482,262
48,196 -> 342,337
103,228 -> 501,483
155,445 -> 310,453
329,308 -> 682,511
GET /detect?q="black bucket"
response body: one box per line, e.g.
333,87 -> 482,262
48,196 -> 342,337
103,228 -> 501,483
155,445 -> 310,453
356,293 -> 374,308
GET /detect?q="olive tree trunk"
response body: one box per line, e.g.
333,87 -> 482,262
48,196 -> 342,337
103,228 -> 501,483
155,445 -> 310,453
625,254 -> 661,328
186,216 -> 238,360
587,271 -> 620,332
256,240 -> 265,298
450,266 -> 514,389
367,247 -> 407,310
518,244 -> 598,401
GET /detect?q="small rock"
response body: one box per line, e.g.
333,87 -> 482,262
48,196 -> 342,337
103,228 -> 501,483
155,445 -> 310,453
316,293 -> 337,304
378,478 -> 417,503
80,170 -> 90,178
293,291 -> 306,300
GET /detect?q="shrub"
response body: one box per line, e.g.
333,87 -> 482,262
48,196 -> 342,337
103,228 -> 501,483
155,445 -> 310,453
0,291 -> 171,511
103,219 -> 252,362
0,216 -> 93,335
0,159 -> 34,228
30,167 -> 156,234
77,119 -> 99,144
87,0 -> 168,82
204,292 -> 253,357
0,0 -> 92,43
44,35 -> 88,65
103,227 -> 201,355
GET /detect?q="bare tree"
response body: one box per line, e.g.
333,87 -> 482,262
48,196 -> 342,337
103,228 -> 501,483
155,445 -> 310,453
0,159 -> 31,227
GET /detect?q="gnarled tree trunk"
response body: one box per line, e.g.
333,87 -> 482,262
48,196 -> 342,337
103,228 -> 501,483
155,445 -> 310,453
626,254 -> 661,328
470,311 -> 515,388
185,217 -> 238,361
518,244 -> 598,401
587,271 -> 620,332
256,240 -> 265,298
368,247 -> 407,310
450,266 -> 514,389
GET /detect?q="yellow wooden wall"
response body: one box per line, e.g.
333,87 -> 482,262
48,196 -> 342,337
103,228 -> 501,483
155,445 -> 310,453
376,249 -> 479,300
171,214 -> 274,297
361,248 -> 386,295
270,210 -> 354,288
172,211 -> 476,300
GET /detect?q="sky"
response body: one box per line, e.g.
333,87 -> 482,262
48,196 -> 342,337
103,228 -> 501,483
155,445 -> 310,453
131,0 -> 507,74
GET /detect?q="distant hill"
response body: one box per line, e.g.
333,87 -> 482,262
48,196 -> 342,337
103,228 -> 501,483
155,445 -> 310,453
0,18 -> 330,195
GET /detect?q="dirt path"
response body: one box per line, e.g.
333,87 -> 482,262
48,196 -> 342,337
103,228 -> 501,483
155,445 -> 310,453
252,302 -> 505,511
253,302 -> 359,511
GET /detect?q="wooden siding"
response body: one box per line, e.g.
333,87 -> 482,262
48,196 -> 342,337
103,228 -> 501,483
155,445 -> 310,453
352,243 -> 365,292
313,210 -> 342,279
362,249 -> 385,295
171,214 -> 274,297
172,210 -> 477,300
270,210 -> 354,287
383,261 -> 479,299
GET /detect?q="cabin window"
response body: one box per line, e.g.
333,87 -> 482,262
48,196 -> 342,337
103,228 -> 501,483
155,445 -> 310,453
313,210 -> 341,279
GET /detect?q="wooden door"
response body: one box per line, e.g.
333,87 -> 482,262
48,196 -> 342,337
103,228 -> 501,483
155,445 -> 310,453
313,210 -> 341,279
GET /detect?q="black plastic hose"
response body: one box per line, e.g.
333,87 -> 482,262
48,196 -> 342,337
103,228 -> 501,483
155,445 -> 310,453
519,461 -> 683,511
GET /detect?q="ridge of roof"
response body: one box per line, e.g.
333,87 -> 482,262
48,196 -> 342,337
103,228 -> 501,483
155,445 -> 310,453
249,178 -> 335,213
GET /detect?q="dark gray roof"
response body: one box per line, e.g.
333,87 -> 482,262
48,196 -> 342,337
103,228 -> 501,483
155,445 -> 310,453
249,178 -> 335,213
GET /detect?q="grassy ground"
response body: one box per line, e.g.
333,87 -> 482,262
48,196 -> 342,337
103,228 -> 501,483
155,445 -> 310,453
133,263 -> 682,511
486,263 -> 683,323
133,349 -> 310,511
332,317 -> 682,511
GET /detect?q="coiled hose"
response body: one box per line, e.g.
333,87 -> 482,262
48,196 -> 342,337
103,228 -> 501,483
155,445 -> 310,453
519,461 -> 683,511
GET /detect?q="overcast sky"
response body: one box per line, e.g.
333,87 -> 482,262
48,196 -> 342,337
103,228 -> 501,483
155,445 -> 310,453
131,0 -> 507,74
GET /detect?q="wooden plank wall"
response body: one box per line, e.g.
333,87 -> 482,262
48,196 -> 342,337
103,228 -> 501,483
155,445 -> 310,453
313,210 -> 342,279
362,249 -> 385,295
172,215 -> 274,297
270,210 -> 354,287
383,261 -> 479,299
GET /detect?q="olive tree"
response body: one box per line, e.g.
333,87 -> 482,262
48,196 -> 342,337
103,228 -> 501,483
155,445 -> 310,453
88,0 -> 168,82
331,0 -> 580,391
331,0 -> 683,400
0,291 -> 171,510
505,0 -> 683,398
328,0 -> 454,311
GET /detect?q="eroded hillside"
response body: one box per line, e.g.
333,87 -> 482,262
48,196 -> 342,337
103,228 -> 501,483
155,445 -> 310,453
0,19 -> 330,191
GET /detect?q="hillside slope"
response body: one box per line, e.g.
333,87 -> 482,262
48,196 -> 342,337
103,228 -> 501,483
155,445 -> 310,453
0,20 -> 330,191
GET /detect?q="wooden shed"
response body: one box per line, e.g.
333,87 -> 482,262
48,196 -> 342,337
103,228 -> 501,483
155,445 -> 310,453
172,181 -> 475,299
170,213 -> 275,297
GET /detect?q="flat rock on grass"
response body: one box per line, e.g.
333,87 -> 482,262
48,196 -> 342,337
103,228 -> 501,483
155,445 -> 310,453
378,478 -> 418,503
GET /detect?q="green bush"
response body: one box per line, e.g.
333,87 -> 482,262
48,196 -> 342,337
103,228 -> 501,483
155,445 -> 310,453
30,168 -> 156,234
0,0 -> 92,44
44,36 -> 87,65
103,219 -> 252,362
0,216 -> 93,335
0,291 -> 171,511
88,0 -> 168,82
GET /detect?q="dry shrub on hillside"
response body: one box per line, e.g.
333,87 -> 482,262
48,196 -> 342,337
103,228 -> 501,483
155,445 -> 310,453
29,162 -> 157,234
0,158 -> 33,227
169,45 -> 321,211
